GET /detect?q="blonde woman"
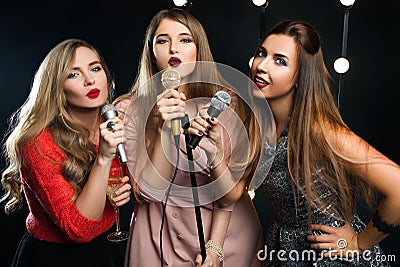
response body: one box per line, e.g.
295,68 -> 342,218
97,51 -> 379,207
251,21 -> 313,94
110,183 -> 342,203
115,8 -> 263,267
1,38 -> 131,267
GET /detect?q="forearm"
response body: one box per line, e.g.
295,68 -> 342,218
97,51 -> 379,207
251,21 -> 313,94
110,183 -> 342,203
206,209 -> 232,263
358,197 -> 400,251
209,157 -> 247,207
209,209 -> 231,245
142,129 -> 175,190
75,154 -> 111,220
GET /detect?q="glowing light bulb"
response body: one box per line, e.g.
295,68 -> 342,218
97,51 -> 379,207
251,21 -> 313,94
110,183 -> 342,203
252,0 -> 267,7
334,57 -> 350,74
340,0 -> 355,7
173,0 -> 187,7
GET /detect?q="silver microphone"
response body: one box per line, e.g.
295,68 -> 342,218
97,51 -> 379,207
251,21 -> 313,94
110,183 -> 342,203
188,91 -> 231,150
101,104 -> 128,163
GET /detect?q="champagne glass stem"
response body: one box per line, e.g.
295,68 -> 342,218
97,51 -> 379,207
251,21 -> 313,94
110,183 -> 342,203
114,207 -> 121,233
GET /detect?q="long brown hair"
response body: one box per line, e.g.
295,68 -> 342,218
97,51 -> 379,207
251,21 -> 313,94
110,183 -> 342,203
1,39 -> 114,214
246,20 -> 375,221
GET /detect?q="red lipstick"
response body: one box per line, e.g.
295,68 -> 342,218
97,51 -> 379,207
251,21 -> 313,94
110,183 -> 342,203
254,76 -> 269,89
168,57 -> 182,67
86,88 -> 100,99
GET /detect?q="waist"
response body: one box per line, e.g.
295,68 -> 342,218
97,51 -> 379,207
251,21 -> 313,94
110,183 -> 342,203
26,213 -> 74,243
26,210 -> 115,243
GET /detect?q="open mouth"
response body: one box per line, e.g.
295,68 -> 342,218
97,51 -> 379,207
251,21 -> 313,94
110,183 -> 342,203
254,76 -> 269,89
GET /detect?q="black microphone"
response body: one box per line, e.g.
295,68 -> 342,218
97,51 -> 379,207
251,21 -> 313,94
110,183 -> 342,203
161,69 -> 182,137
187,91 -> 231,150
101,104 -> 128,163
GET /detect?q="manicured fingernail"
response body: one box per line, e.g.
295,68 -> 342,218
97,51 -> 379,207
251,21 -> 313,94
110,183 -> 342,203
198,131 -> 203,136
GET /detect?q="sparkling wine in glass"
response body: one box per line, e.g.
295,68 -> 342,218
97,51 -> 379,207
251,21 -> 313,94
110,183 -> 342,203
106,165 -> 130,242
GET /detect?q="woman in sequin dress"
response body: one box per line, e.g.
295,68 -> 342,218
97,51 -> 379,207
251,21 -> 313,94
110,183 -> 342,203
250,19 -> 400,266
218,20 -> 400,266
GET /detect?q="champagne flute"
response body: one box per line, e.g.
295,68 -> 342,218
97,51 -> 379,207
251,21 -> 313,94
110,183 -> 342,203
106,163 -> 130,242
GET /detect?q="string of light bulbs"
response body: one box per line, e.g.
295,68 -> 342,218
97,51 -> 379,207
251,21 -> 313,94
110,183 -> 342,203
334,0 -> 356,107
171,0 -> 357,197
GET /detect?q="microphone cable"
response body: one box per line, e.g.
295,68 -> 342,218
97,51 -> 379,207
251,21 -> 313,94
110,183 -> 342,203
159,114 -> 189,267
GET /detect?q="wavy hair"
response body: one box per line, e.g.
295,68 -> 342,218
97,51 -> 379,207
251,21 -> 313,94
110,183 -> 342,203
1,38 -> 114,214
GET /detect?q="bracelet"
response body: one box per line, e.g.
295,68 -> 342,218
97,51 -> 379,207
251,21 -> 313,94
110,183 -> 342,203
372,209 -> 400,234
206,152 -> 224,170
205,240 -> 224,262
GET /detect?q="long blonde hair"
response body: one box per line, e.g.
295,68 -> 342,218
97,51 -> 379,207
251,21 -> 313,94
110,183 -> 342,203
246,20 -> 376,221
114,8 -> 247,200
115,7 -> 223,103
1,38 -> 114,214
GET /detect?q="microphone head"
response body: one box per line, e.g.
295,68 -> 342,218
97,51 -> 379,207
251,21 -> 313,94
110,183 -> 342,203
210,91 -> 231,113
101,103 -> 118,120
161,69 -> 181,89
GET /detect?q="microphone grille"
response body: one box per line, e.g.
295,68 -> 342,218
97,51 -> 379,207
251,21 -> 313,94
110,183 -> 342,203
161,69 -> 181,89
101,103 -> 118,120
210,91 -> 231,112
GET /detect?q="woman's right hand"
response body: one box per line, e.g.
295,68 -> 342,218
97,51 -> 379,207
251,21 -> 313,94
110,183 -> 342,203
156,89 -> 186,130
195,251 -> 220,267
99,117 -> 125,161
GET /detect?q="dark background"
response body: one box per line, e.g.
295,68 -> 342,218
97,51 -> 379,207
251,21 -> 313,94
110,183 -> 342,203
1,0 -> 399,266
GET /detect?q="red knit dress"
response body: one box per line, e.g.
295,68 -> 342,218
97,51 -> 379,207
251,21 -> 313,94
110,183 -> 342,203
12,129 -> 125,267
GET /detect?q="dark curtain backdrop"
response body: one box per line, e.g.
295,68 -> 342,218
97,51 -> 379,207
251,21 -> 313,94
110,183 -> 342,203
1,0 -> 399,266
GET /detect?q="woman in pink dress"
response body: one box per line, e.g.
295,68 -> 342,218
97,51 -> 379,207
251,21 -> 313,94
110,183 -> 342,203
114,8 -> 263,267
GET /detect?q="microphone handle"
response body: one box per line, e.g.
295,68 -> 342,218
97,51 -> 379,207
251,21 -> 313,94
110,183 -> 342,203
117,143 -> 128,163
187,134 -> 202,150
171,118 -> 181,136
187,107 -> 221,150
101,104 -> 128,164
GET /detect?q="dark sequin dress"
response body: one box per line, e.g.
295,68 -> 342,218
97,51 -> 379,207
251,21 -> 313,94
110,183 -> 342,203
258,127 -> 390,266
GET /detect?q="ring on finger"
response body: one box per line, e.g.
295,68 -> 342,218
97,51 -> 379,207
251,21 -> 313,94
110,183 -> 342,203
106,121 -> 116,132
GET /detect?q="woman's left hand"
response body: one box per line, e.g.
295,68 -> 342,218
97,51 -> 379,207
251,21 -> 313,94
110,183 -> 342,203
111,175 -> 131,207
188,112 -> 223,157
307,222 -> 361,258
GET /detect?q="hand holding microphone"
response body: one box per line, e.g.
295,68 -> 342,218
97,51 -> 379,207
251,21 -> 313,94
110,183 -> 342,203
187,91 -> 231,150
101,104 -> 128,163
159,69 -> 186,137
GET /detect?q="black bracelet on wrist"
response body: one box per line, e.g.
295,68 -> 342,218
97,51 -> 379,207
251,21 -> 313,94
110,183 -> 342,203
372,209 -> 400,234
